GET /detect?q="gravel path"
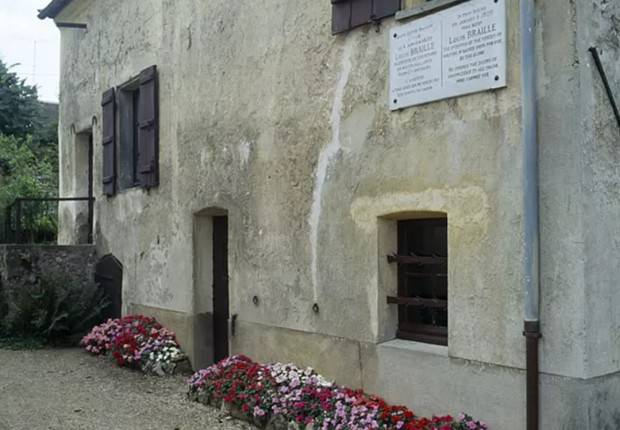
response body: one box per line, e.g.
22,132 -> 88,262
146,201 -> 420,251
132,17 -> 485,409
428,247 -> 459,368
0,348 -> 256,430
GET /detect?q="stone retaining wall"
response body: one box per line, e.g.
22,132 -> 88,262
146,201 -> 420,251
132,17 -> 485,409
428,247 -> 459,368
0,245 -> 97,301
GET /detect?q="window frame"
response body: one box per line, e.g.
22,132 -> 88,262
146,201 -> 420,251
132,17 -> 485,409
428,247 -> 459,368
388,217 -> 448,346
131,89 -> 141,186
102,65 -> 158,196
118,77 -> 141,190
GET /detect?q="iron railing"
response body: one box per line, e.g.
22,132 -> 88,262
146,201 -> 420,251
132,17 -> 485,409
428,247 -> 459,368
2,197 -> 94,245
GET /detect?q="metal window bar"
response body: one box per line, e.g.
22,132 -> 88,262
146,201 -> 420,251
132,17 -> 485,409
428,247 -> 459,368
388,218 -> 449,346
2,197 -> 95,245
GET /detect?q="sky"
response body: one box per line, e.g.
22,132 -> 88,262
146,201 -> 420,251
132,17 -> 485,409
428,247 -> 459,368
0,0 -> 60,102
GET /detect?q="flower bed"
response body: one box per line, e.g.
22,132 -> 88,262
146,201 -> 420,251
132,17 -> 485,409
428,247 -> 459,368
188,355 -> 487,430
80,315 -> 189,375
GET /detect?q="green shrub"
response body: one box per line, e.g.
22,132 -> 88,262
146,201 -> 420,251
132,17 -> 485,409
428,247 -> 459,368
1,276 -> 109,345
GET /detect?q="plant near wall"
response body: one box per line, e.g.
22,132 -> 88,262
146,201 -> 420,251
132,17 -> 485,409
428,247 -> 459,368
1,275 -> 109,345
80,315 -> 188,376
188,355 -> 489,430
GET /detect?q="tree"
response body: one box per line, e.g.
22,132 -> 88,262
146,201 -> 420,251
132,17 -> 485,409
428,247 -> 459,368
0,134 -> 58,243
0,58 -> 59,199
0,134 -> 56,207
0,59 -> 40,138
0,58 -> 58,243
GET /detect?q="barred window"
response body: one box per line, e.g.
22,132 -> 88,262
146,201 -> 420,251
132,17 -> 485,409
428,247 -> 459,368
387,218 -> 448,345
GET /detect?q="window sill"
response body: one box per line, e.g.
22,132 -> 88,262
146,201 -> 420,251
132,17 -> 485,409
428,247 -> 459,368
378,339 -> 448,357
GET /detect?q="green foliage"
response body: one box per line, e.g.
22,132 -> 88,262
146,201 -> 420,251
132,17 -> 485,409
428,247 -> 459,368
0,58 -> 59,243
1,276 -> 110,346
0,59 -> 39,138
34,101 -> 59,149
0,134 -> 57,207
0,59 -> 58,149
0,134 -> 58,242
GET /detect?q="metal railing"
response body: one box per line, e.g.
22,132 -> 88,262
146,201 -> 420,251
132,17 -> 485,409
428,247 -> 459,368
2,197 -> 94,245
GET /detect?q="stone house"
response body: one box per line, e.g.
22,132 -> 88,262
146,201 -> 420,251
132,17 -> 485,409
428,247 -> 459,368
39,0 -> 619,428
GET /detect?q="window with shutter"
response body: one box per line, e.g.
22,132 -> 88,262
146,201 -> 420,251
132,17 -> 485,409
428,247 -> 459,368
332,0 -> 400,35
101,88 -> 116,196
138,65 -> 159,188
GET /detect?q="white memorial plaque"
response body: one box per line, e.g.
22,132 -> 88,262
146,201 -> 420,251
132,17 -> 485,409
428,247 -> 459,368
389,0 -> 506,110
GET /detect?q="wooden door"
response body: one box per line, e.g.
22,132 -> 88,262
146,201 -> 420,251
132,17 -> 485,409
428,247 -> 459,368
212,216 -> 229,362
87,133 -> 94,244
95,254 -> 123,320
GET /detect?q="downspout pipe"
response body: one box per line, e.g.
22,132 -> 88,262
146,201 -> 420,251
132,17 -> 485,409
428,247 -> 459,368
520,1 -> 541,430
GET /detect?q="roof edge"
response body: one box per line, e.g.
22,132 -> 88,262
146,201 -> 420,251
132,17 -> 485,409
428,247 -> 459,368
37,0 -> 73,20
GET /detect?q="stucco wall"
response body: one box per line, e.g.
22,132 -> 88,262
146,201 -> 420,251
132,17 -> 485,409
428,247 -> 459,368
574,0 -> 620,380
53,0 -> 619,426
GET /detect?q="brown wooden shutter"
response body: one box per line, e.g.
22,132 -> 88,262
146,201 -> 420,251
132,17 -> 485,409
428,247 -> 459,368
373,0 -> 400,20
101,88 -> 116,196
332,0 -> 352,34
351,0 -> 373,29
138,65 -> 159,188
332,0 -> 400,35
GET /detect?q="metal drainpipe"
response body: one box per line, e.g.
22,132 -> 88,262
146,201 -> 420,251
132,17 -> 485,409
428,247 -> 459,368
520,1 -> 541,430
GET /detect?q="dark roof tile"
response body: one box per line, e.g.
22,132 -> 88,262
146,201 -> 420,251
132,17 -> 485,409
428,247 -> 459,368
38,0 -> 73,19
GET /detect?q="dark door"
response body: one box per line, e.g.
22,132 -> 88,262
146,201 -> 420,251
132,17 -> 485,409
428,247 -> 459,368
87,133 -> 94,244
95,254 -> 123,320
212,216 -> 229,362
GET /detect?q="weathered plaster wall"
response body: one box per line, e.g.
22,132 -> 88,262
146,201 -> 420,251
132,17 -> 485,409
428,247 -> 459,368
232,320 -> 620,430
574,0 -> 620,380
57,0 -> 526,365
54,0 -> 620,426
535,0 -> 587,381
